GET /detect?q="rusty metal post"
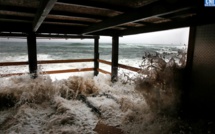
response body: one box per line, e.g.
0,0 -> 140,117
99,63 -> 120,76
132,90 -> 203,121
94,36 -> 99,76
111,36 -> 119,82
27,32 -> 38,78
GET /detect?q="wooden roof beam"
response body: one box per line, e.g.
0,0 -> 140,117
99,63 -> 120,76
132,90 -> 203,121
57,0 -> 129,12
81,1 -> 195,35
37,34 -> 98,39
33,0 -> 57,32
119,15 -> 215,36
0,15 -> 95,26
0,5 -> 106,21
49,10 -> 106,20
120,19 -> 193,36
0,32 -> 27,37
0,32 -> 98,39
0,15 -> 33,21
0,5 -> 36,14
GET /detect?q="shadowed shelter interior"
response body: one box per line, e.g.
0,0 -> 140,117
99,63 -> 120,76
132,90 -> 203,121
1,0 -> 215,119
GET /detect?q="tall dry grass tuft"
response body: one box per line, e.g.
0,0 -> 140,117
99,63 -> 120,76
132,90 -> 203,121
0,76 -> 56,109
0,75 -> 99,109
60,76 -> 99,99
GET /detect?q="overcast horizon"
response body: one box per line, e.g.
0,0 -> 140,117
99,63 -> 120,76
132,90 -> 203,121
0,27 -> 189,45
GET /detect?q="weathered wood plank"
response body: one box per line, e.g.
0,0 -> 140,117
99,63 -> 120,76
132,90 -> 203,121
98,59 -> 141,72
97,68 -> 111,75
0,73 -> 25,77
0,59 -> 94,67
38,59 -> 94,64
118,63 -> 141,72
0,68 -> 94,77
98,59 -> 111,65
0,62 -> 28,66
42,68 -> 94,74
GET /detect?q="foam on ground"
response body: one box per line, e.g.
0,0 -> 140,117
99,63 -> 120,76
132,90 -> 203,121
0,72 -> 195,134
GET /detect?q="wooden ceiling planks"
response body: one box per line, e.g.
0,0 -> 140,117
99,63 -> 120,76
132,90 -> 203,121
0,0 -> 211,37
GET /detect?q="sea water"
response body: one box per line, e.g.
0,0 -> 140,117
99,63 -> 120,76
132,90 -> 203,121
0,41 -> 191,134
0,41 -> 185,76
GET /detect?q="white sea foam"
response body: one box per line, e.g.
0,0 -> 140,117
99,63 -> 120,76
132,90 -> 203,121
0,55 -> 27,62
0,42 -> 190,133
0,72 -> 182,134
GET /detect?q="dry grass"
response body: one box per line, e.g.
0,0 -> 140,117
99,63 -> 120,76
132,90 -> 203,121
59,76 -> 99,99
0,75 -> 99,109
0,76 -> 56,109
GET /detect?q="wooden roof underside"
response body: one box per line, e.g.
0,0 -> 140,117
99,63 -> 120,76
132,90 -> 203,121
0,0 -> 214,37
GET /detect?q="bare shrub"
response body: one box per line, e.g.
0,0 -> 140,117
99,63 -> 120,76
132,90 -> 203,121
135,49 -> 186,115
